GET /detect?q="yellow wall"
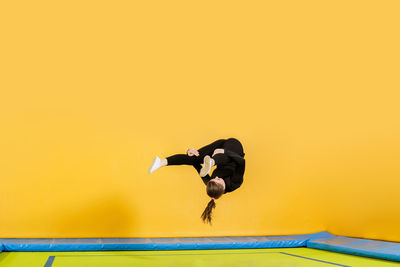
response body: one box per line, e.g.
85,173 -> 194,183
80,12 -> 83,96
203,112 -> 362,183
1,1 -> 399,241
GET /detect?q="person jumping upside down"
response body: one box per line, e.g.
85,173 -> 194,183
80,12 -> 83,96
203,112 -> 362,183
148,138 -> 245,225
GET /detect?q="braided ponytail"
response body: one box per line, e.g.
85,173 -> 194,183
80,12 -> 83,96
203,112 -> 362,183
201,199 -> 216,224
201,180 -> 224,224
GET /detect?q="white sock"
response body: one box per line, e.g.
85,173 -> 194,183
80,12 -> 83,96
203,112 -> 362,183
149,156 -> 162,174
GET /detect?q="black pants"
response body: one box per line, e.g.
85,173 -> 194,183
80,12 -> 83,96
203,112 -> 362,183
166,138 -> 244,167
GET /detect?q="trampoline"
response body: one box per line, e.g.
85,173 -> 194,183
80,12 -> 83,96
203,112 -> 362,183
0,248 -> 399,267
0,232 -> 399,266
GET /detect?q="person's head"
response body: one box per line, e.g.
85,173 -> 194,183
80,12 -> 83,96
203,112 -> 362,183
201,177 -> 225,225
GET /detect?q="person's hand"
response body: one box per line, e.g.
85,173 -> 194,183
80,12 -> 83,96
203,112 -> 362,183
187,148 -> 200,157
212,148 -> 224,157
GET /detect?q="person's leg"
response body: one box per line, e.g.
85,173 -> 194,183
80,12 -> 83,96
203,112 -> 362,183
155,139 -> 226,172
149,154 -> 199,174
194,139 -> 226,177
165,154 -> 200,166
222,138 -> 244,156
150,139 -> 227,175
156,139 -> 231,176
204,138 -> 243,166
204,138 -> 243,170
197,139 -> 227,160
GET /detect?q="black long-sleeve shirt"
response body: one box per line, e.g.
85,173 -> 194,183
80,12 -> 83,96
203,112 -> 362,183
193,149 -> 245,194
